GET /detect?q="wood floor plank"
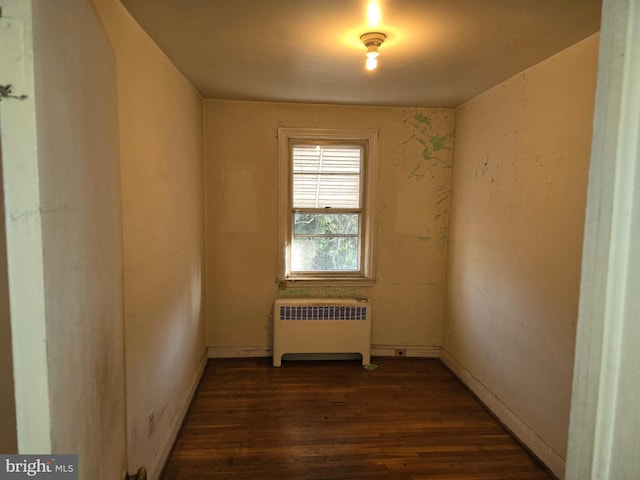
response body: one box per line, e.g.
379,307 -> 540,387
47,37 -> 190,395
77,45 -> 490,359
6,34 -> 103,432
161,358 -> 555,480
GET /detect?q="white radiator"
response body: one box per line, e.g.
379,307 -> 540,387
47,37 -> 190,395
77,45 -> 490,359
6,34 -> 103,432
272,298 -> 372,367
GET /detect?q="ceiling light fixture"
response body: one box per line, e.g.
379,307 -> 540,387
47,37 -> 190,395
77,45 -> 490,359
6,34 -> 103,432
360,32 -> 386,71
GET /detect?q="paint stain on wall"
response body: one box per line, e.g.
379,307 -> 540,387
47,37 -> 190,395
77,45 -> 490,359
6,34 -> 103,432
517,73 -> 529,109
476,156 -> 490,177
415,225 -> 431,242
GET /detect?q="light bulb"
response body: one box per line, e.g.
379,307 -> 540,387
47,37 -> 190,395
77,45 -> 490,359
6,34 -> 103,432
360,32 -> 386,72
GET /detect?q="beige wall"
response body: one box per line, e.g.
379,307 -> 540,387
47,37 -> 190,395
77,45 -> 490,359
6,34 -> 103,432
442,34 -> 599,477
205,100 -> 453,354
0,140 -> 17,454
92,0 -> 206,476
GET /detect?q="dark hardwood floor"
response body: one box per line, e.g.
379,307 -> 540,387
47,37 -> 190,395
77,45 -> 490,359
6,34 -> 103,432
161,357 -> 554,480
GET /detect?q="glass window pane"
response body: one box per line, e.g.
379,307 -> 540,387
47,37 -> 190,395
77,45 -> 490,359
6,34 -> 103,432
293,213 -> 359,235
291,236 -> 359,272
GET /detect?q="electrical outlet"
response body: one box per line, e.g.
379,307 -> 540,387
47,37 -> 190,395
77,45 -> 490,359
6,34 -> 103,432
394,349 -> 406,357
148,409 -> 155,434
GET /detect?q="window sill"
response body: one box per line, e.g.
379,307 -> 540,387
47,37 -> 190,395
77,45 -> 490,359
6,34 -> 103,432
277,278 -> 376,289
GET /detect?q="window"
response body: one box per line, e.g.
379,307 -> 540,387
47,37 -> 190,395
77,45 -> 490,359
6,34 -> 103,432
278,128 -> 377,283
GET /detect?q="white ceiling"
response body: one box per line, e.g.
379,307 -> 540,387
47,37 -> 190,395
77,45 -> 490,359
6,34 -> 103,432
119,0 -> 602,108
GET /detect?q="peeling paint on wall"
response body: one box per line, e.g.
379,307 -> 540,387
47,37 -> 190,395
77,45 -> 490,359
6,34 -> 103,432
394,110 -> 454,250
434,183 -> 449,218
400,112 -> 452,181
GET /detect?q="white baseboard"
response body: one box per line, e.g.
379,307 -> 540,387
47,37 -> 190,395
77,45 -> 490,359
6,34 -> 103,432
207,344 -> 440,359
150,349 -> 208,480
440,348 -> 565,479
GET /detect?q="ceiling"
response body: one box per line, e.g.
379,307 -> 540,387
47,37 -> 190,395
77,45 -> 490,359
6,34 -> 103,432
119,0 -> 602,108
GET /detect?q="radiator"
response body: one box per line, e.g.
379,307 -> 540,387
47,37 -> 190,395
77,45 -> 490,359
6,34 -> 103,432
272,298 -> 372,367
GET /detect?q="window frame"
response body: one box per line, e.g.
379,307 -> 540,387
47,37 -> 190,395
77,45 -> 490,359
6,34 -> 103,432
278,127 -> 378,284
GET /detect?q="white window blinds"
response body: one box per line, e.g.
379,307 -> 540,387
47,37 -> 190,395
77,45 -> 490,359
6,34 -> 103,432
292,145 -> 362,209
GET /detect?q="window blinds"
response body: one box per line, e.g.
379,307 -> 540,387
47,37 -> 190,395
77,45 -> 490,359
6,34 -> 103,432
292,145 -> 362,209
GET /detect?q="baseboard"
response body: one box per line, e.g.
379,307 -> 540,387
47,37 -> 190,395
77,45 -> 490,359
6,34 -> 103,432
371,344 -> 440,358
440,348 -> 565,479
150,349 -> 208,480
208,345 -> 272,358
207,344 -> 440,359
